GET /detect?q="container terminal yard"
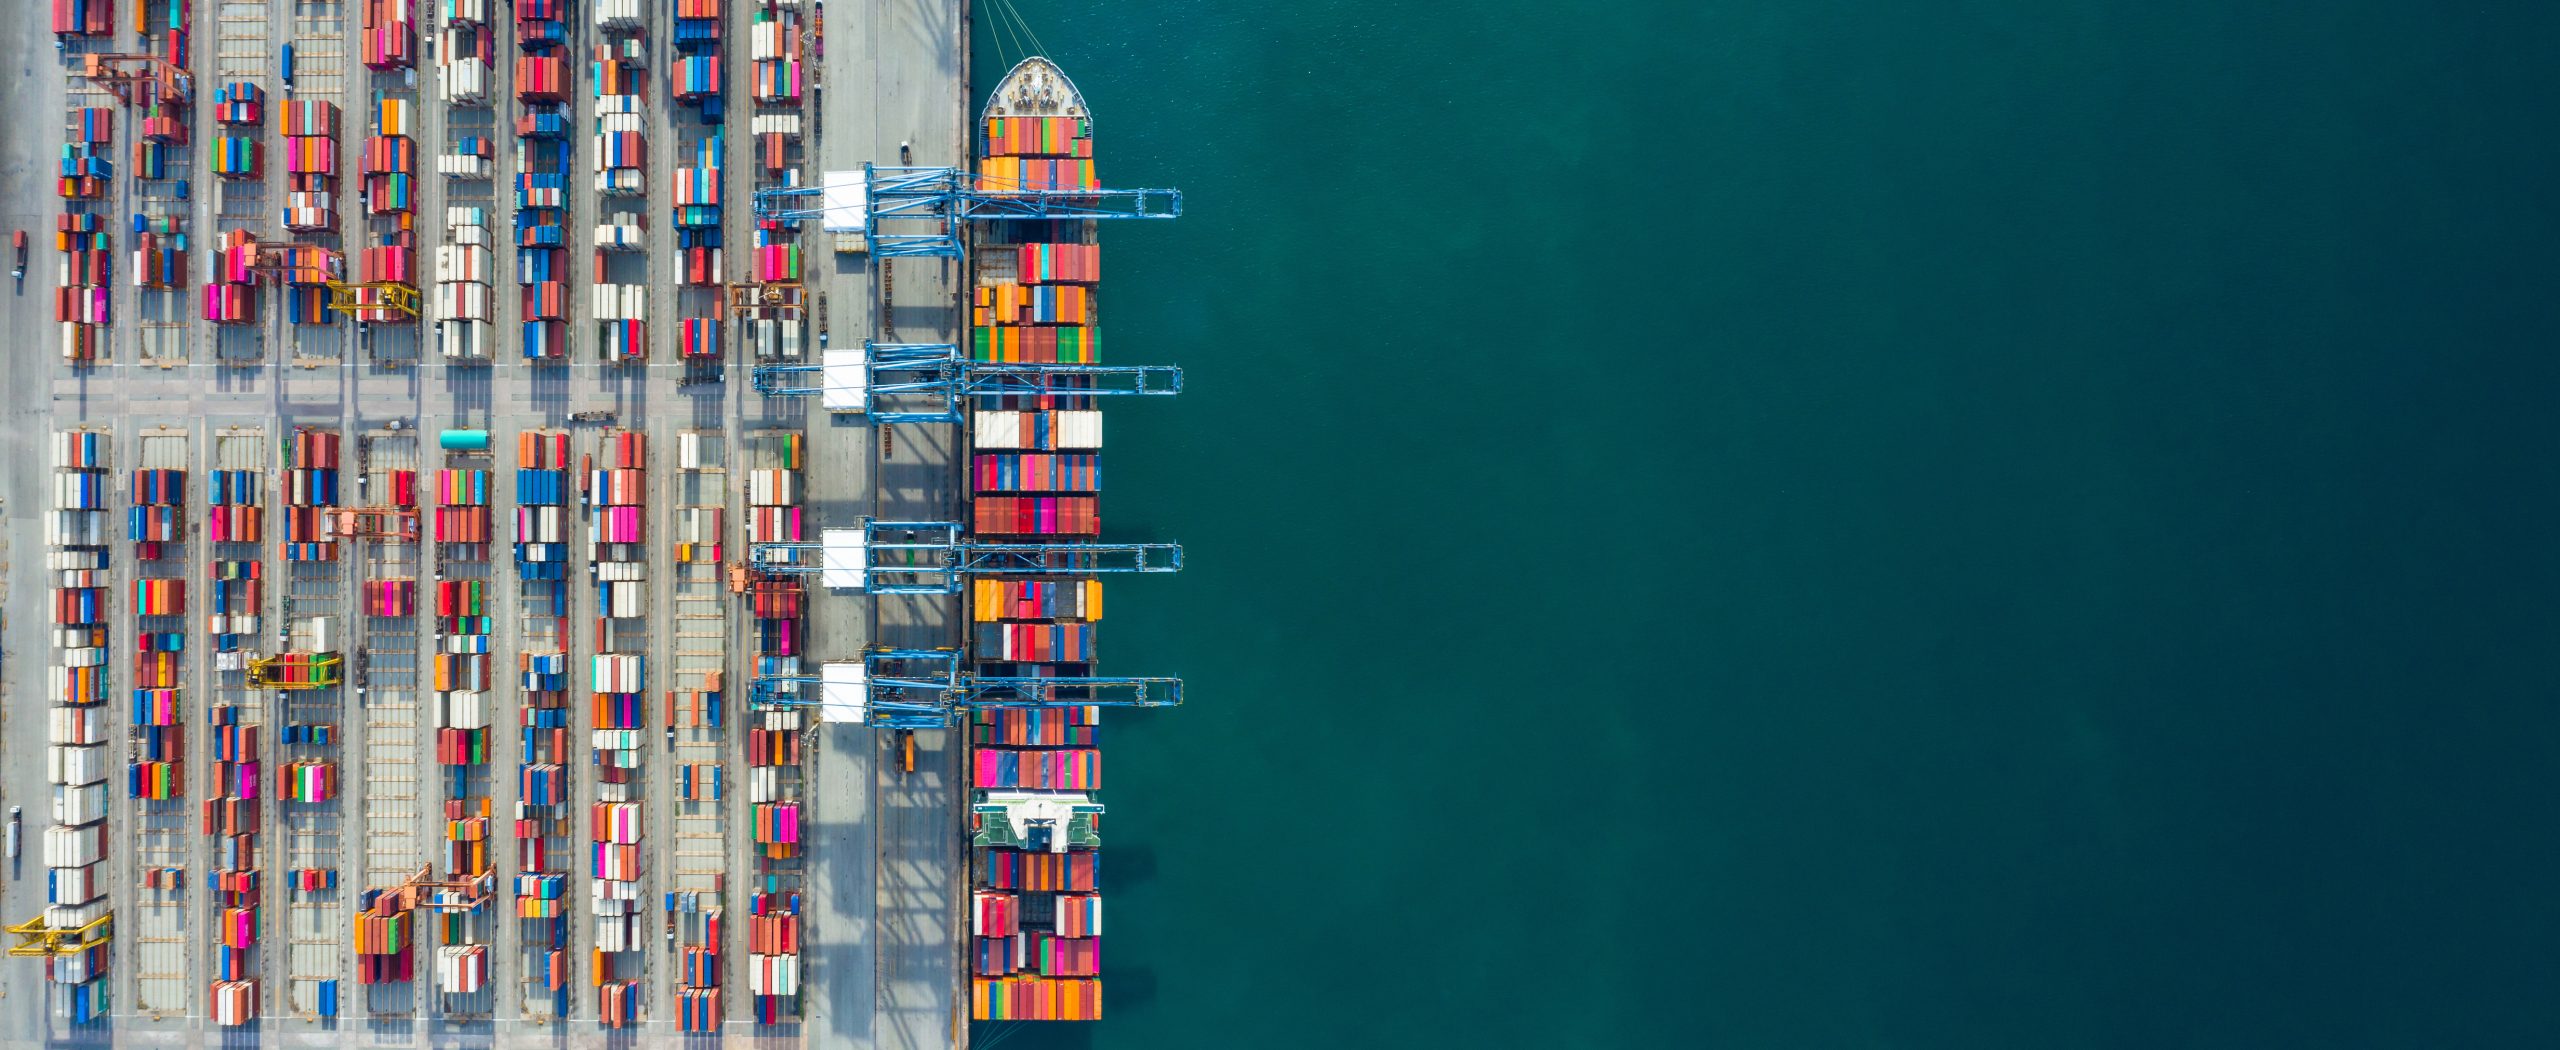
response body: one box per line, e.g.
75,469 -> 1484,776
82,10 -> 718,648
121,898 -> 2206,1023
0,1 -> 1182,1045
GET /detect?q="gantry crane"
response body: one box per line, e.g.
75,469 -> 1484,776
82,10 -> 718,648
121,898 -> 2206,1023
246,650 -> 344,689
727,281 -> 805,311
326,280 -> 422,319
6,911 -> 111,958
74,53 -> 195,106
751,163 -> 1182,258
750,648 -> 1181,729
748,519 -> 1179,594
751,341 -> 1180,421
324,506 -> 419,541
228,236 -> 418,318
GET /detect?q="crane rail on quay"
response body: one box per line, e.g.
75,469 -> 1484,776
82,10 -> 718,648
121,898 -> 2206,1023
751,341 -> 1182,420
749,650 -> 1184,730
751,164 -> 1184,258
747,520 -> 1182,594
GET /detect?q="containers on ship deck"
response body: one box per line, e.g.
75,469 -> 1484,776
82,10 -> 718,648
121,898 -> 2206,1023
972,454 -> 1100,493
972,497 -> 1099,537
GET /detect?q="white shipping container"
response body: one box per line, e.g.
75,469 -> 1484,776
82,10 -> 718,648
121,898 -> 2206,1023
435,945 -> 489,993
53,430 -> 109,469
437,282 -> 492,321
211,980 -> 259,1025
43,900 -> 109,934
44,824 -> 105,867
748,953 -> 800,996
439,58 -> 490,105
596,561 -> 645,582
594,914 -> 643,952
442,0 -> 492,24
517,505 -> 566,542
52,783 -> 107,826
592,654 -> 644,692
591,283 -> 646,321
751,23 -> 788,61
45,548 -> 106,571
607,582 -> 646,618
592,0 -> 643,28
751,113 -> 804,138
591,873 -> 642,900
50,946 -> 106,985
594,169 -> 646,195
437,152 -> 494,178
973,410 -> 1105,450
436,245 -> 491,283
48,863 -> 101,906
48,707 -> 107,746
60,647 -> 107,668
747,469 -> 799,506
747,766 -> 781,803
592,729 -> 645,752
294,616 -> 337,653
596,96 -> 645,118
46,509 -> 107,547
678,432 -> 705,469
440,690 -> 489,730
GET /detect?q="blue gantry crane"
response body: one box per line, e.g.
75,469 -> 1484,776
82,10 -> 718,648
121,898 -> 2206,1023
751,164 -> 1182,258
751,341 -> 1180,421
750,648 -> 1182,729
748,519 -> 1179,594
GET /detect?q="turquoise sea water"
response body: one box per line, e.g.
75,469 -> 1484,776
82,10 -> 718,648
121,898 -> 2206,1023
974,2 -> 2560,1046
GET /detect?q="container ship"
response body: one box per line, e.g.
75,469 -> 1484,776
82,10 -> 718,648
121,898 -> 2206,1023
967,56 -> 1110,1024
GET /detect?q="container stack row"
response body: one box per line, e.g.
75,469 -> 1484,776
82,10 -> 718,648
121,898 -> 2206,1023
744,432 -> 806,1023
748,5 -> 804,105
353,94 -> 421,325
671,428 -> 728,1033
586,430 -> 650,1024
206,447 -> 268,1025
278,427 -> 348,1017
674,132 -> 725,356
437,206 -> 494,359
130,459 -> 188,814
282,99 -> 341,235
47,429 -> 115,1023
285,428 -> 342,563
56,110 -> 112,361
437,7 -> 494,106
514,10 -> 571,359
362,0 -> 417,70
434,438 -> 498,1001
213,82 -> 263,180
513,430 -> 575,1016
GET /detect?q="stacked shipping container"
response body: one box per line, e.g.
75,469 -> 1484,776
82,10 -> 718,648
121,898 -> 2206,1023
587,430 -> 649,1022
514,6 -> 571,359
513,430 -> 575,1015
56,110 -> 113,360
282,100 -> 341,235
435,437 -> 498,998
438,207 -> 494,359
206,440 -> 267,1024
744,433 -> 806,1022
47,429 -> 115,1023
970,109 -> 1113,1022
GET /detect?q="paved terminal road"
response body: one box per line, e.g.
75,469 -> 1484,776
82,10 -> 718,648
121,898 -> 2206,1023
0,0 -> 969,1046
801,2 -> 971,1049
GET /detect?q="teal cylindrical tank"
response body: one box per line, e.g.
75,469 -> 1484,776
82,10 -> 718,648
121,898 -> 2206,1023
438,429 -> 490,451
